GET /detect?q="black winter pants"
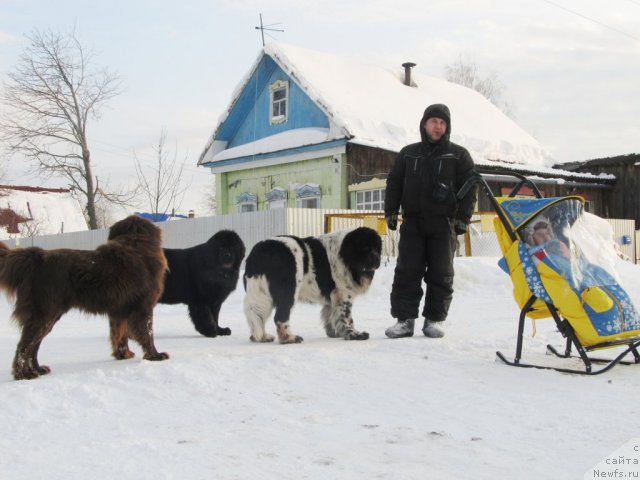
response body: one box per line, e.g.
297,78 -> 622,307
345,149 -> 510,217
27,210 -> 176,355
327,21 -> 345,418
390,216 -> 456,322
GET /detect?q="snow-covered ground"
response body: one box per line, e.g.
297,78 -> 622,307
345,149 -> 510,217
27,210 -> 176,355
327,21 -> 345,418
1,256 -> 639,480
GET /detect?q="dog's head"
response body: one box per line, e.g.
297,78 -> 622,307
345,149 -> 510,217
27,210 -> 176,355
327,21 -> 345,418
339,227 -> 382,286
107,215 -> 162,247
206,230 -> 245,282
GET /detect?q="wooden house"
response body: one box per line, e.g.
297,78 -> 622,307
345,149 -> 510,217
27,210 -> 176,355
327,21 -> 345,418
558,154 -> 640,228
198,43 -> 611,215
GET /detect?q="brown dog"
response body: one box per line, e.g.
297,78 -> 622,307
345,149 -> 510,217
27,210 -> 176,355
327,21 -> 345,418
0,215 -> 169,380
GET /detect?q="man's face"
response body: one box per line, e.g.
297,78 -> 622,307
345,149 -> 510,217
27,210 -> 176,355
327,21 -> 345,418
424,117 -> 447,142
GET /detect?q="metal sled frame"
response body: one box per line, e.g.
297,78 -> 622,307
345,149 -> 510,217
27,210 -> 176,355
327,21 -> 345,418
495,295 -> 640,375
459,171 -> 640,375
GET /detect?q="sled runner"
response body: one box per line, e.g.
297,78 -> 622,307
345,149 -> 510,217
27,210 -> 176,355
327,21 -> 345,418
459,172 -> 640,374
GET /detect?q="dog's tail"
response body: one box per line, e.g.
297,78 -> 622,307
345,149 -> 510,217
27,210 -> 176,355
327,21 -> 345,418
0,243 -> 39,300
0,242 -> 10,269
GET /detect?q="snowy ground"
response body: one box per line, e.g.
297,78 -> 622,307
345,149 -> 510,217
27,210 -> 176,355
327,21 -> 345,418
1,256 -> 639,480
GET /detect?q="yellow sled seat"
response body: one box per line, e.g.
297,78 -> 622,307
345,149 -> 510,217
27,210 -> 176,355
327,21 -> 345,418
457,170 -> 640,374
494,215 -> 551,321
495,210 -> 640,347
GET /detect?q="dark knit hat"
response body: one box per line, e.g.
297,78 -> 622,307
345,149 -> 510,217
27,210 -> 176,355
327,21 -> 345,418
420,103 -> 451,143
424,104 -> 450,124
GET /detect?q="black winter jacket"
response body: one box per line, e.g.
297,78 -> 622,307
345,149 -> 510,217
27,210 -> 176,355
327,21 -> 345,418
384,107 -> 477,225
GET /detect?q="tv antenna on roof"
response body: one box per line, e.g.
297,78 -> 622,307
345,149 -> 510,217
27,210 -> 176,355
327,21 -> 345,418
255,13 -> 284,46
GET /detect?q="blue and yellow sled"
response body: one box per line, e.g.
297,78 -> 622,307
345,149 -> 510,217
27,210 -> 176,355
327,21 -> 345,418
461,172 -> 640,374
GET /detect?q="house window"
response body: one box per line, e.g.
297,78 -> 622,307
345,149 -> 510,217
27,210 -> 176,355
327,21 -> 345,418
297,197 -> 319,208
295,183 -> 321,209
265,187 -> 288,210
269,80 -> 288,125
355,189 -> 385,210
237,192 -> 257,213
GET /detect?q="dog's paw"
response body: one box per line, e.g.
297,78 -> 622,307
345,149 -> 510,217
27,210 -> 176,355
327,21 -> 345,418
144,352 -> 170,361
13,366 -> 48,380
345,331 -> 369,341
324,327 -> 339,338
250,334 -> 275,343
279,335 -> 303,344
217,327 -> 232,336
113,347 -> 135,360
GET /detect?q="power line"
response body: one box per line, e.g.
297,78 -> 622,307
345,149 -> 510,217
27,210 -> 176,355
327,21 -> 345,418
540,0 -> 640,41
626,0 -> 640,6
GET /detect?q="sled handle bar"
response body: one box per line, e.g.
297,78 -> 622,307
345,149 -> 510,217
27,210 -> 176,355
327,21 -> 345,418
457,171 -> 543,242
457,171 -> 543,200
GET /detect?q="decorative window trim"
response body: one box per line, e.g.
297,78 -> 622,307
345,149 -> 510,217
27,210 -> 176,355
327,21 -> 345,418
266,187 -> 288,209
269,80 -> 289,125
237,192 -> 257,213
295,183 -> 321,208
295,183 -> 321,199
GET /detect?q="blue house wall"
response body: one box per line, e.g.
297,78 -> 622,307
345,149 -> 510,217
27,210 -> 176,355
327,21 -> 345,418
216,56 -> 329,149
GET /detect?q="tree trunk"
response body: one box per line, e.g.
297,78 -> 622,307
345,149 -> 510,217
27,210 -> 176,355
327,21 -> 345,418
83,148 -> 98,229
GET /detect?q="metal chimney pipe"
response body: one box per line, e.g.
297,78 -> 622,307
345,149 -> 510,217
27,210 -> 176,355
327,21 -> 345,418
402,62 -> 416,86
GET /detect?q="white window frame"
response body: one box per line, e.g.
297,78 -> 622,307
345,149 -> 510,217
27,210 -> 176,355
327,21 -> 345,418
296,197 -> 320,208
269,80 -> 289,125
355,188 -> 385,210
267,199 -> 287,209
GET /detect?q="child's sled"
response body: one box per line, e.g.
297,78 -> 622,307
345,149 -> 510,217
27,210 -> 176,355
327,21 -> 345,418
460,172 -> 640,374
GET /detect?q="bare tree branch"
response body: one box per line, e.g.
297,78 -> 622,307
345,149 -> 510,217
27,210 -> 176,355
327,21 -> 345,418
444,54 -> 516,119
0,27 -> 126,229
134,127 -> 191,217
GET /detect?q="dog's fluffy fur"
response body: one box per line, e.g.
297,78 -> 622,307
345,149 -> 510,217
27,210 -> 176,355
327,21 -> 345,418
243,227 -> 382,343
0,215 -> 169,380
159,230 -> 245,337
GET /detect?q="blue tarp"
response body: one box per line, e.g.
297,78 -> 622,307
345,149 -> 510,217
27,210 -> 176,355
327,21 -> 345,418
135,212 -> 188,222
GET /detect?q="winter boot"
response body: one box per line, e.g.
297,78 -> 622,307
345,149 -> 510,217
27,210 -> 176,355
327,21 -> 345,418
422,319 -> 445,338
385,319 -> 415,338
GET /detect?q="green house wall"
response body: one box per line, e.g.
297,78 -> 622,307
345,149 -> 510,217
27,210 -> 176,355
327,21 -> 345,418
216,155 -> 347,214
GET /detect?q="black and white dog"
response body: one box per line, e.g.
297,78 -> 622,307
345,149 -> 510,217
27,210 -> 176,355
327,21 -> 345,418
243,227 -> 382,343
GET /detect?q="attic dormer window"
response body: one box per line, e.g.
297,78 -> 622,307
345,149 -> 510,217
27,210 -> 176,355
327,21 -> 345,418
269,80 -> 288,125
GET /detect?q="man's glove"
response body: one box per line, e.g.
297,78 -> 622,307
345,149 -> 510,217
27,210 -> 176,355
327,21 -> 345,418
453,219 -> 468,236
386,214 -> 398,231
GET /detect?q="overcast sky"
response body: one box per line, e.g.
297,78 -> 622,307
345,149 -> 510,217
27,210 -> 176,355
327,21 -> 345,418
1,0 -> 639,214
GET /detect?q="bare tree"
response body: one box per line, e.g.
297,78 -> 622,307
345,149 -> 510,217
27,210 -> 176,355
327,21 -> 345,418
444,54 -> 516,119
204,178 -> 217,215
0,28 -> 125,229
204,175 -> 218,215
134,128 -> 190,218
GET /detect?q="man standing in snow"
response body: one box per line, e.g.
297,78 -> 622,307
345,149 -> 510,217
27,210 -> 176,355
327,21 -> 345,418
384,103 -> 477,338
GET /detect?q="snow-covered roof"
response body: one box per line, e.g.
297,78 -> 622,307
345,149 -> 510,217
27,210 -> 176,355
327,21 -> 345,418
267,43 -> 552,166
201,42 -> 613,182
0,186 -> 88,239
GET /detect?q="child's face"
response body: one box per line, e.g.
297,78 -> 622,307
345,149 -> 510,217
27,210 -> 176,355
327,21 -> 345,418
533,227 -> 552,245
